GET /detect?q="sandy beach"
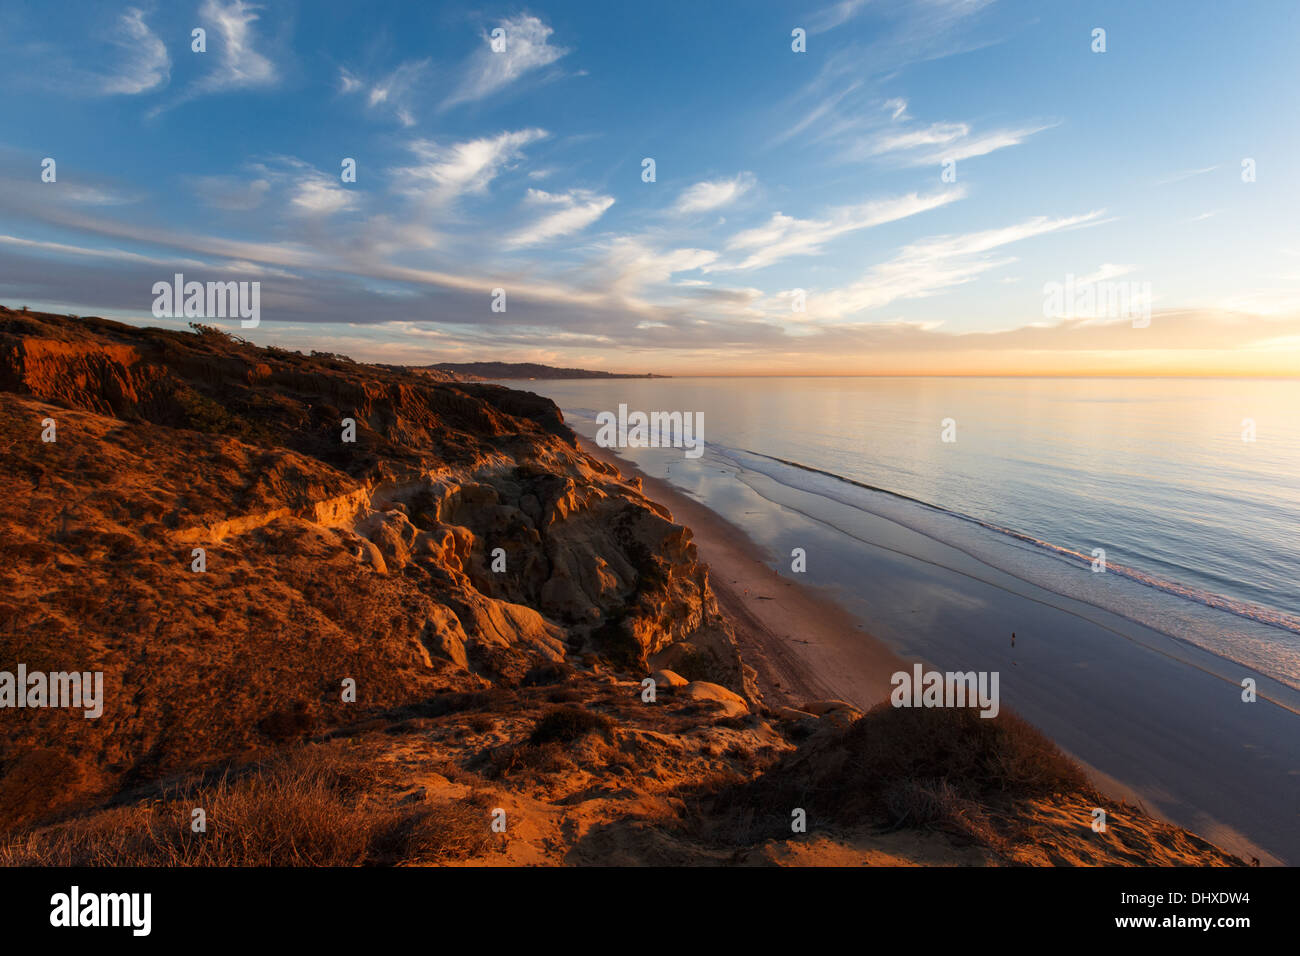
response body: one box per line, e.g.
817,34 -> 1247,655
580,438 -> 1300,867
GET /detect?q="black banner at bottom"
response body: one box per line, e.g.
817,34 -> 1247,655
0,865 -> 1284,943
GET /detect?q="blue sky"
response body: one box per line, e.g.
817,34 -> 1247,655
1,0 -> 1299,374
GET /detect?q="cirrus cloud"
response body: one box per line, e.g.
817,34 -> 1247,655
506,188 -> 615,248
672,173 -> 756,215
442,14 -> 569,110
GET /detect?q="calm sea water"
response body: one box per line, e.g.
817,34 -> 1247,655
507,377 -> 1300,689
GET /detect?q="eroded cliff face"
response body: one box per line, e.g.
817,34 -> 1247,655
0,308 -> 750,828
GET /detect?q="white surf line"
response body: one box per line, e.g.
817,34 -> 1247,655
713,452 -> 1300,717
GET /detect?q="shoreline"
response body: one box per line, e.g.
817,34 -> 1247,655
578,437 -> 1296,867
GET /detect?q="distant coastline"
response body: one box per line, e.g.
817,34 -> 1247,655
414,361 -> 668,381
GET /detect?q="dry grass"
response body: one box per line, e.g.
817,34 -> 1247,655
0,744 -> 491,867
485,740 -> 576,780
881,778 -> 1002,848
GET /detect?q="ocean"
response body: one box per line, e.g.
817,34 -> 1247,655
508,376 -> 1300,695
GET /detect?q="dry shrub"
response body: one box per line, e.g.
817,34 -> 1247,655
414,689 -> 514,718
482,707 -> 617,781
691,702 -> 1090,848
485,740 -> 574,780
521,662 -> 574,687
365,798 -> 494,865
881,779 -> 1001,848
0,744 -> 489,867
466,714 -> 495,734
528,706 -> 613,745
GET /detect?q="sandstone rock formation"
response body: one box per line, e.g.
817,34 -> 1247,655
0,308 -> 748,829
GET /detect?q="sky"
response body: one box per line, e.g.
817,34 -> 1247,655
1,0 -> 1299,375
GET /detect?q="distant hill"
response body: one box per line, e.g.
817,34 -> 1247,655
422,362 -> 668,380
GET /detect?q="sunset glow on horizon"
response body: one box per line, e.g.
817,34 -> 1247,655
1,0 -> 1298,377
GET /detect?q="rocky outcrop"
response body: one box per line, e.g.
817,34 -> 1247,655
0,307 -> 749,830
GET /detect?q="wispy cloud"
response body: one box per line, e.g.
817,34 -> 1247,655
810,210 -> 1107,319
145,0 -> 278,115
1077,263 -> 1136,284
714,189 -> 964,272
775,71 -> 1051,170
289,176 -> 357,217
189,160 -> 352,217
768,81 -> 865,147
101,7 -> 170,95
0,234 -> 205,269
442,14 -> 568,109
811,0 -> 997,80
1156,165 -> 1220,186
53,184 -> 138,207
391,129 -> 548,208
593,239 -> 719,298
806,0 -> 871,35
774,1 -> 1014,166
840,112 -> 1055,166
195,0 -> 278,92
339,60 -> 429,127
506,188 -> 614,248
672,173 -> 756,215
30,6 -> 170,97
